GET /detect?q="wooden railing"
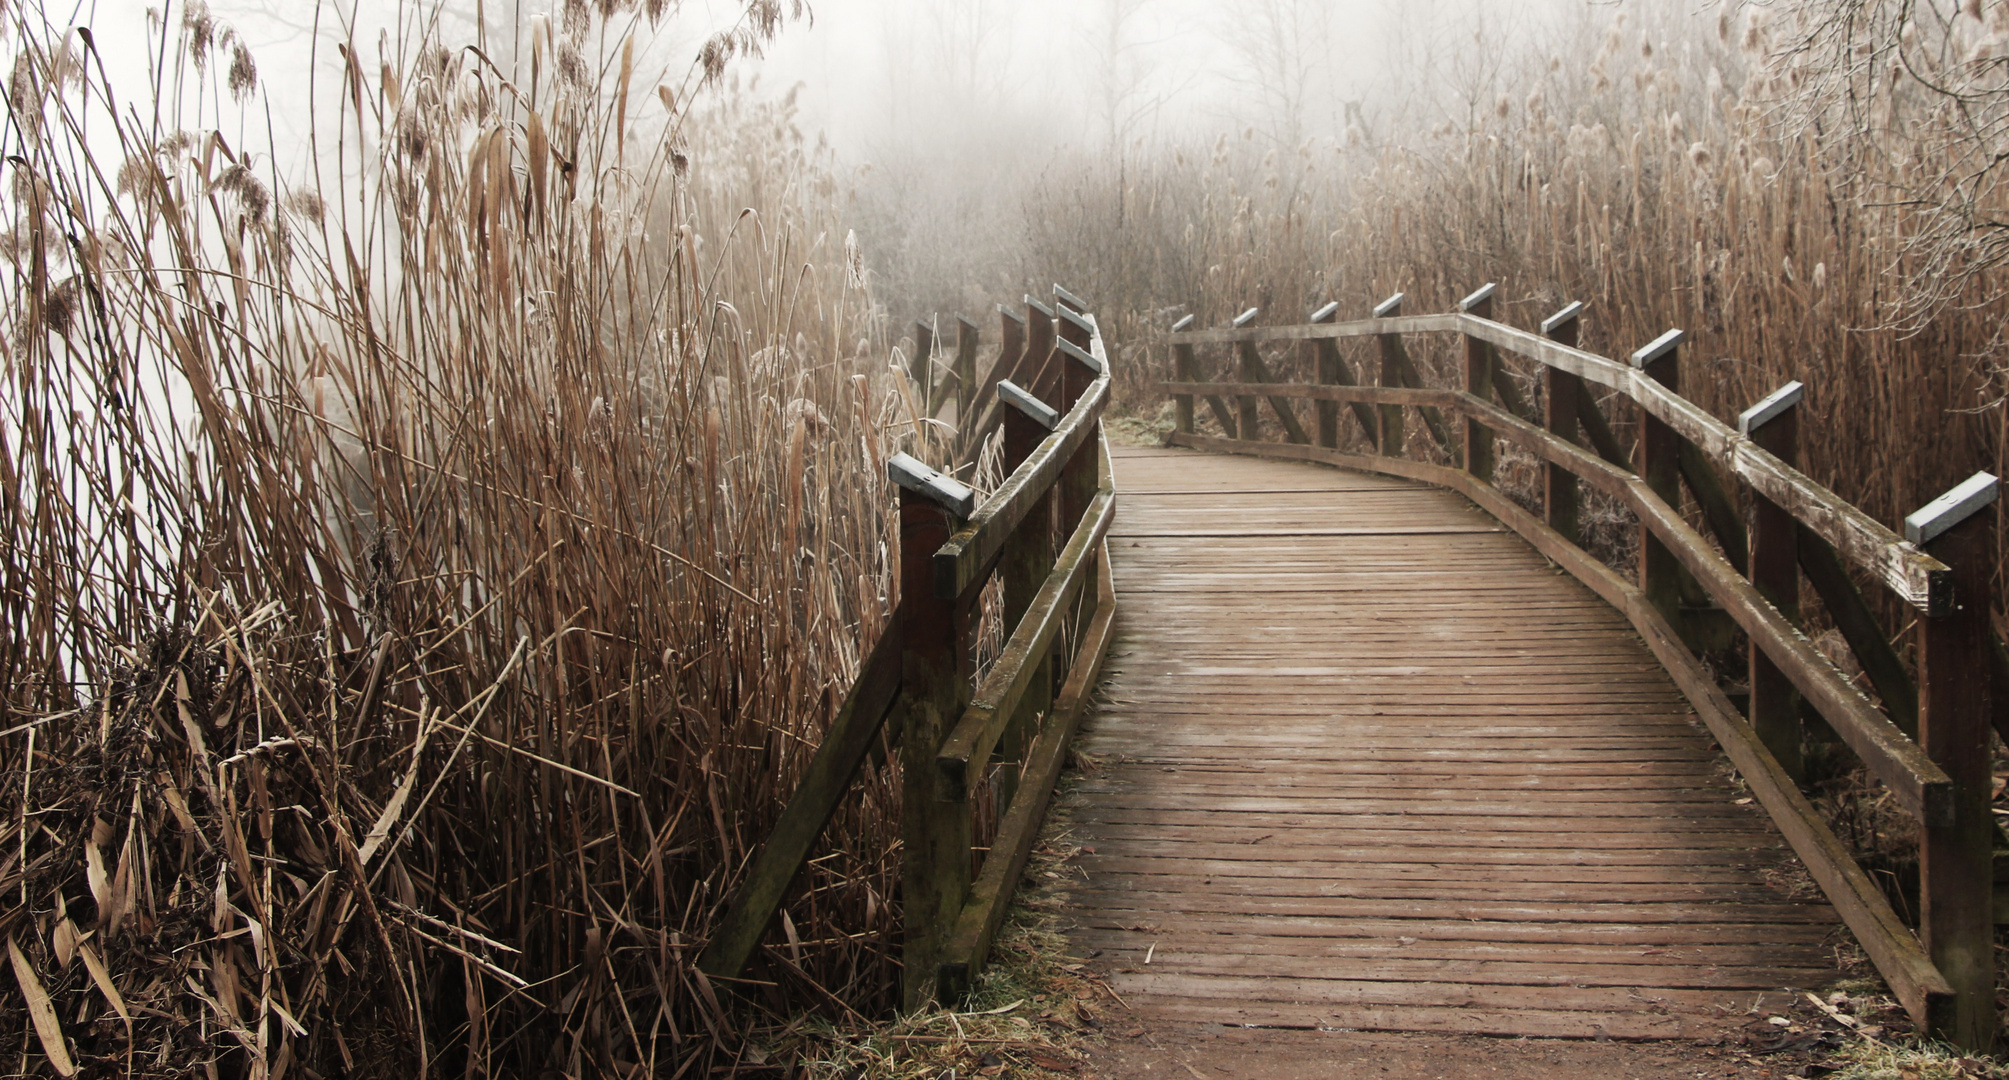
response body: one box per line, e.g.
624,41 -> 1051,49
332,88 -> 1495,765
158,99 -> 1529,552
1161,286 -> 2002,1050
698,287 -> 1118,1009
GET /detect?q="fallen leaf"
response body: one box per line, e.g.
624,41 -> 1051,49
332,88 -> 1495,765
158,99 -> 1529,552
8,936 -> 77,1076
50,919 -> 79,969
1025,1050 -> 1080,1072
77,941 -> 131,1027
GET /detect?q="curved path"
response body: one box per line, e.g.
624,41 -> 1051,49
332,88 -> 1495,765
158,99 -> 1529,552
1060,446 -> 1843,1040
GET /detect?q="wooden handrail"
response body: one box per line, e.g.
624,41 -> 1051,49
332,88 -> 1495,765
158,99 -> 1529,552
1160,295 -> 1994,1047
1172,314 -> 1950,612
937,489 -> 1117,800
935,340 -> 1111,599
702,296 -> 1119,1015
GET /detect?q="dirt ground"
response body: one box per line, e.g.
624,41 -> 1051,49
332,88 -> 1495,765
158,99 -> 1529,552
1084,1019 -> 1829,1080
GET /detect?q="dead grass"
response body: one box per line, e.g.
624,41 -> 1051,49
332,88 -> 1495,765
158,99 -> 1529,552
0,1 -> 931,1075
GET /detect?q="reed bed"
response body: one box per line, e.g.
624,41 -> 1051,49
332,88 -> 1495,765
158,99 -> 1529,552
0,0 -> 932,1075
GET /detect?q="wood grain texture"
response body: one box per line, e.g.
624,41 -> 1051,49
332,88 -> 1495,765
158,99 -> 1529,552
1061,447 -> 1844,1039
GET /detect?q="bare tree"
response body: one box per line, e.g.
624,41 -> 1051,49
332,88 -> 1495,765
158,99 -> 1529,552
1216,0 -> 1335,150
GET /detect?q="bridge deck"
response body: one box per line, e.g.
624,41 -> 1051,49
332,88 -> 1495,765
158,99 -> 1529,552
1061,446 -> 1842,1039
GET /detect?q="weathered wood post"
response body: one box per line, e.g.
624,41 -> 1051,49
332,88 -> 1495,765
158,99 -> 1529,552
888,454 -> 979,1010
953,315 -> 980,423
1631,329 -> 1686,624
1310,302 -> 1341,449
1739,382 -> 1807,781
1907,472 -> 1999,1050
910,320 -> 936,409
1057,310 -> 1101,533
1373,293 -> 1406,458
1459,284 -> 1498,483
1057,312 -> 1105,679
1540,302 -> 1585,543
1025,296 -> 1057,399
1171,314 -> 1197,436
998,304 -> 1026,384
995,381 -> 1060,818
1232,307 -> 1261,441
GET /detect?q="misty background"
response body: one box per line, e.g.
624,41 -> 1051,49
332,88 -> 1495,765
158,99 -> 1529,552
85,0 -> 1612,324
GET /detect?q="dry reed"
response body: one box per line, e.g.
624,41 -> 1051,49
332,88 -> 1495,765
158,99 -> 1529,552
0,0 -> 938,1075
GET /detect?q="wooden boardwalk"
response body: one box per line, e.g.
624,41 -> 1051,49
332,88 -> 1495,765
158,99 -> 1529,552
1060,446 -> 1843,1039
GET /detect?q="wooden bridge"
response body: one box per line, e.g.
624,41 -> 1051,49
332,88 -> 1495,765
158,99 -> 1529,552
700,287 -> 2005,1051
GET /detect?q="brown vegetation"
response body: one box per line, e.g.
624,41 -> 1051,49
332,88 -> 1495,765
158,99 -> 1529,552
0,1 -> 924,1076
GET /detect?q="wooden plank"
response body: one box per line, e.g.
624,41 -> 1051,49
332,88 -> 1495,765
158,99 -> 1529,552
1147,440 -> 1950,1031
1068,445 -> 1847,1039
1182,414 -> 1949,824
695,612 -> 904,981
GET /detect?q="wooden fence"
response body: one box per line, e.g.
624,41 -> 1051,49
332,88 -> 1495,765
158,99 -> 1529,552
1161,285 -> 2002,1050
698,287 -> 1118,1009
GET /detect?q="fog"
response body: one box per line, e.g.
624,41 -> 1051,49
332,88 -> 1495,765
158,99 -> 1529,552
68,0 -> 1652,321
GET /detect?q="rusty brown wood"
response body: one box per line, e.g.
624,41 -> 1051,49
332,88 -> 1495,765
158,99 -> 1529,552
1915,478 -> 1998,1049
1745,386 -> 1804,782
1062,447 -> 1845,1038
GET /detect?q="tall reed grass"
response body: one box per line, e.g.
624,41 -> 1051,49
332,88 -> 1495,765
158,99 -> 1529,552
0,1 -> 924,1075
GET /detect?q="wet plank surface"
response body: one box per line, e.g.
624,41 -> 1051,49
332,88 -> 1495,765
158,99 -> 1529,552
1060,445 -> 1842,1039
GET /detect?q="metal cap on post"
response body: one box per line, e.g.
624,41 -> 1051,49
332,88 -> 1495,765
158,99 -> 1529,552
1231,307 -> 1260,328
1458,283 -> 1497,313
1630,329 -> 1685,369
997,380 -> 1059,430
1310,301 -> 1341,323
1024,295 -> 1055,320
1372,293 -> 1404,318
1738,382 -> 1805,436
996,303 -> 1024,325
1057,338 -> 1102,375
1056,305 -> 1094,344
1052,283 -> 1089,312
1906,473 -> 2000,548
1540,301 -> 1584,338
889,452 -> 978,520
1170,313 -> 1196,333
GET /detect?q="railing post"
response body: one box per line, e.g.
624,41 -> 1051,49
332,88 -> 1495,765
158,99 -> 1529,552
1025,296 -> 1056,400
1631,329 -> 1686,624
1540,302 -> 1584,543
1373,293 -> 1406,458
1459,284 -> 1497,483
888,455 -> 979,1011
910,319 -> 936,409
997,304 -> 1026,384
1908,472 -> 2000,1050
954,315 -> 979,424
1309,302 -> 1341,449
1171,314 -> 1197,436
995,381 -> 1059,825
1232,307 -> 1260,441
1739,383 -> 1807,782
1057,312 -> 1101,532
